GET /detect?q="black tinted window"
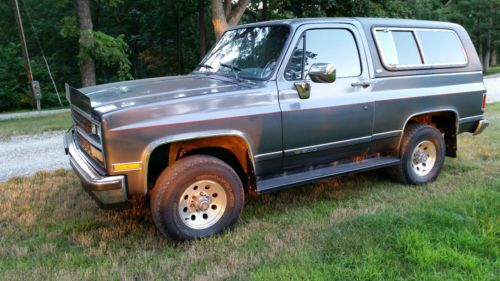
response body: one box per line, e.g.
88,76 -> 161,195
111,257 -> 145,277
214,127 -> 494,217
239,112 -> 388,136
417,30 -> 466,65
376,30 -> 422,67
284,29 -> 361,80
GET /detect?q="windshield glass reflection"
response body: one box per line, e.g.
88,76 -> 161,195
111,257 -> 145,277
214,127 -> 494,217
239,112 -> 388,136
195,26 -> 290,80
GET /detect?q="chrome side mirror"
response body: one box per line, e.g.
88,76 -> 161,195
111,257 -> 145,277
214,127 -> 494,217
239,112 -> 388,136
308,63 -> 336,83
293,63 -> 336,99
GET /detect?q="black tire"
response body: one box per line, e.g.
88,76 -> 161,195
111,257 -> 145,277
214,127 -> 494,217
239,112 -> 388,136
150,155 -> 244,240
390,123 -> 446,185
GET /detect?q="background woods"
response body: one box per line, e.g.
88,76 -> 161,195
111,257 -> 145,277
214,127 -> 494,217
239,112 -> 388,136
0,0 -> 498,112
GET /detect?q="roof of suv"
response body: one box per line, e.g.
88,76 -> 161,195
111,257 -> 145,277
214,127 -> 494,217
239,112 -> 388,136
233,17 -> 462,30
230,17 -> 480,78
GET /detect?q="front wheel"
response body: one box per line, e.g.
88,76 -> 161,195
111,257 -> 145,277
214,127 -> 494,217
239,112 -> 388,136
391,123 -> 446,185
150,155 -> 244,240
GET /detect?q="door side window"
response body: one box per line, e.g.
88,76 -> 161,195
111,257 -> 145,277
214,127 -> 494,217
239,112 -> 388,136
284,29 -> 362,81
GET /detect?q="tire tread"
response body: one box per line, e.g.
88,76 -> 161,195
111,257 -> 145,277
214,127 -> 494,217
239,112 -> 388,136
389,123 -> 445,185
150,155 -> 244,240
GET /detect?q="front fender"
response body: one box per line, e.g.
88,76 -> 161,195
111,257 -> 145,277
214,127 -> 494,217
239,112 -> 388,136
139,129 -> 257,194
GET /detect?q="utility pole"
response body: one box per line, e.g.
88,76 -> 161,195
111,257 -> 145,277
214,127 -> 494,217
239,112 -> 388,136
11,0 -> 39,110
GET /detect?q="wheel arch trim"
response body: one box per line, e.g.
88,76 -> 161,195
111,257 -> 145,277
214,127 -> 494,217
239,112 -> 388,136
397,108 -> 460,150
140,130 -> 257,194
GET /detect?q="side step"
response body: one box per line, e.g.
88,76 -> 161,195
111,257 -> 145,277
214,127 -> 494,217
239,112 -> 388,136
256,157 -> 400,193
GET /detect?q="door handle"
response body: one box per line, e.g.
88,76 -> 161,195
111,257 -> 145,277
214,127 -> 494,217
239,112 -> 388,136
351,81 -> 372,88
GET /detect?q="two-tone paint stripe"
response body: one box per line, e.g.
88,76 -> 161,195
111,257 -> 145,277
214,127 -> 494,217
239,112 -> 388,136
110,90 -> 483,134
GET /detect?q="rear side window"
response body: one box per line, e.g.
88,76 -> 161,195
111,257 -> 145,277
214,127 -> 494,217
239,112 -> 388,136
374,28 -> 467,70
416,30 -> 467,65
375,30 -> 422,66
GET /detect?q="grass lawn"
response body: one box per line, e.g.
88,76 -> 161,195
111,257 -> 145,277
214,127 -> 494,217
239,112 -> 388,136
0,103 -> 498,280
0,112 -> 71,139
484,66 -> 500,76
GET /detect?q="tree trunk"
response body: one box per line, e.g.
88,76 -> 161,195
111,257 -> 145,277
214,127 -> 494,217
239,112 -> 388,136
492,46 -> 497,67
175,8 -> 182,74
210,0 -> 250,40
75,0 -> 96,87
211,0 -> 228,40
483,14 -> 493,71
227,0 -> 250,26
223,0 -> 231,18
199,0 -> 206,57
262,0 -> 268,21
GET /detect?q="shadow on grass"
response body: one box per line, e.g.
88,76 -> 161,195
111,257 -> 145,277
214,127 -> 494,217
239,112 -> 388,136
1,167 -> 399,243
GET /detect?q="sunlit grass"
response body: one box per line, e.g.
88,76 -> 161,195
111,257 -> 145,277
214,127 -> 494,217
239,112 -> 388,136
0,112 -> 71,139
0,103 -> 498,280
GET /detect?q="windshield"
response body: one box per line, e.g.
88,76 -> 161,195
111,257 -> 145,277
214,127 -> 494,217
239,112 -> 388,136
195,25 -> 290,80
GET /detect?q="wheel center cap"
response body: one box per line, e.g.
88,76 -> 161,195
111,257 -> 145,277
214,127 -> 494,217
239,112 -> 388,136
196,195 -> 211,211
422,154 -> 428,162
199,201 -> 209,211
414,150 -> 427,164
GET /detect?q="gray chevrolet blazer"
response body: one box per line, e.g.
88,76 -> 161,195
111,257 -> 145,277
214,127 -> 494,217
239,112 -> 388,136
64,17 -> 489,240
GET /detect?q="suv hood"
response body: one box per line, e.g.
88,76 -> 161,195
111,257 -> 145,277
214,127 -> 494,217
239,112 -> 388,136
72,75 -> 246,114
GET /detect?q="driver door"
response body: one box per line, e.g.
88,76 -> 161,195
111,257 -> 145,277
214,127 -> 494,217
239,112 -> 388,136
277,24 -> 374,170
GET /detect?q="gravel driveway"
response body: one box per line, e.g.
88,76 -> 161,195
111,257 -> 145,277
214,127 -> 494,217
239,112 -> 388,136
0,130 -> 69,182
1,75 -> 499,182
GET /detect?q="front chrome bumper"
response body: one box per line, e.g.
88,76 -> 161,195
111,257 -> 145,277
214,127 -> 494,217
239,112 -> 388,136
64,130 -> 129,207
473,119 -> 489,136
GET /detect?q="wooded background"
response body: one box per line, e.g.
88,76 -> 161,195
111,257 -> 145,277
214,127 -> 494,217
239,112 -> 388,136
0,0 -> 498,112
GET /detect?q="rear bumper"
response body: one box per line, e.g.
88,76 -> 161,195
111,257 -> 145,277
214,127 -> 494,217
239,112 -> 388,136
473,119 -> 489,136
64,130 -> 129,208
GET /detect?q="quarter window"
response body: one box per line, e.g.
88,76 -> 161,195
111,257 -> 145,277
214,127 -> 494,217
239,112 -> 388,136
416,30 -> 467,65
284,29 -> 361,80
374,28 -> 467,69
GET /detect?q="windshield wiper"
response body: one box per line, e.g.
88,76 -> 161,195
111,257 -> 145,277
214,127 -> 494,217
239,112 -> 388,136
197,63 -> 214,74
220,63 -> 242,81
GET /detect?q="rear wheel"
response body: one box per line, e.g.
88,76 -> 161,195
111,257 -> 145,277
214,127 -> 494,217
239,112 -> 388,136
150,155 -> 244,240
391,123 -> 446,185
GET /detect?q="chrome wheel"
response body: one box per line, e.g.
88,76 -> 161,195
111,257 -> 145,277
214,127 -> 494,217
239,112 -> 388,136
411,140 -> 437,176
178,180 -> 227,229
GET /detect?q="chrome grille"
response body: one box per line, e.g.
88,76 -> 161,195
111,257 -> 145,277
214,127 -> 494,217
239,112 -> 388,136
71,107 -> 104,167
71,108 -> 92,135
75,132 -> 92,157
75,131 -> 104,166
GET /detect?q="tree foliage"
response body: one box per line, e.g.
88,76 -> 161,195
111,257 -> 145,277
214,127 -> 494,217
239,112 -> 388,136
0,43 -> 29,111
0,0 -> 498,112
78,30 -> 132,80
